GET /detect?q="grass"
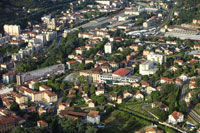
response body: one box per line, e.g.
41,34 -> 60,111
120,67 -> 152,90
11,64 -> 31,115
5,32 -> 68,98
126,103 -> 146,114
101,110 -> 151,133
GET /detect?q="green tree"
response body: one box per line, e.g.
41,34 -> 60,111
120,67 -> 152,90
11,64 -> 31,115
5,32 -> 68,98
86,125 -> 97,133
10,103 -> 20,112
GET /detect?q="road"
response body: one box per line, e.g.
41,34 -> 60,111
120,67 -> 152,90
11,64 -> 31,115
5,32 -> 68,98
63,72 -> 78,82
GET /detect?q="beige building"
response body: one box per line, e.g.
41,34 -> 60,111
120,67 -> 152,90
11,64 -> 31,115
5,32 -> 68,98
4,24 -> 20,36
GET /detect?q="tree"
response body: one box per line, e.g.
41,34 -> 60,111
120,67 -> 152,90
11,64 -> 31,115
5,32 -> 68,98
78,63 -> 85,70
195,78 -> 200,88
78,76 -> 86,84
90,85 -> 95,94
151,91 -> 160,102
60,82 -> 67,90
178,100 -> 188,114
10,103 -> 20,112
86,125 -> 97,133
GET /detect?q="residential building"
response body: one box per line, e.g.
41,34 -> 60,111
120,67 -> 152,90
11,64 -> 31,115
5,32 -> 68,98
16,64 -> 65,85
139,61 -> 158,75
147,52 -> 166,64
95,88 -> 104,96
66,60 -> 79,69
39,85 -> 52,91
4,24 -> 21,36
168,111 -> 184,125
123,90 -> 133,99
104,42 -> 113,54
135,91 -> 144,100
37,120 -> 48,128
87,110 -> 100,124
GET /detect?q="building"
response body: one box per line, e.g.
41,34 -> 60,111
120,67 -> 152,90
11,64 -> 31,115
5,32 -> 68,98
139,61 -> 158,75
46,31 -> 57,41
135,91 -> 144,100
16,64 -> 65,85
66,60 -> 79,69
147,52 -> 166,64
35,34 -> 46,45
3,72 -> 16,84
168,111 -> 184,125
39,85 -> 52,91
10,91 -> 28,104
95,88 -> 104,96
104,42 -> 113,54
37,120 -> 48,128
4,25 -> 20,36
0,116 -> 25,132
87,110 -> 100,124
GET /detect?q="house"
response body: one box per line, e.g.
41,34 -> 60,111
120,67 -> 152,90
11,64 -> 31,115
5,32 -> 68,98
58,102 -> 71,112
84,96 -> 91,103
175,78 -> 183,86
136,126 -> 164,133
132,82 -> 140,88
87,110 -> 100,124
95,88 -> 104,96
39,85 -> 52,91
135,91 -> 144,100
170,66 -> 178,72
141,81 -> 150,88
1,62 -> 14,70
88,101 -> 96,108
160,77 -> 174,84
194,44 -> 200,50
168,111 -> 184,125
151,101 -> 169,111
123,90 -> 133,99
174,60 -> 184,65
110,93 -> 117,101
179,74 -> 188,82
146,86 -> 156,94
117,96 -> 122,104
66,60 -> 79,69
37,120 -> 48,128
69,89 -> 76,95
38,107 -> 46,115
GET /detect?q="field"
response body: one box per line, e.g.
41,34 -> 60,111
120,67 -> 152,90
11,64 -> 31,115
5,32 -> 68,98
101,110 -> 151,133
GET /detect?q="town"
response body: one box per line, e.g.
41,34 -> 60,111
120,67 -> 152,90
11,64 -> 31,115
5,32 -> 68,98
0,0 -> 200,132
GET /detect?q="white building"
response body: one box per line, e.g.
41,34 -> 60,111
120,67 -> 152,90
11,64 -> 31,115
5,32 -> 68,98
36,34 -> 46,45
46,31 -> 57,41
87,110 -> 100,124
168,111 -> 184,125
139,61 -> 158,75
0,86 -> 14,95
4,24 -> 21,36
147,52 -> 166,64
95,89 -> 104,96
96,0 -> 111,5
104,42 -> 113,54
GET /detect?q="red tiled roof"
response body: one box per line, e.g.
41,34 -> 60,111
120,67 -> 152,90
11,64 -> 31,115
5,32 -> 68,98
112,68 -> 131,77
88,110 -> 99,118
171,111 -> 183,120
